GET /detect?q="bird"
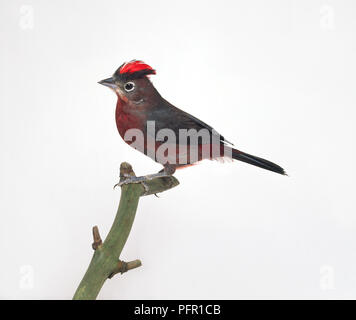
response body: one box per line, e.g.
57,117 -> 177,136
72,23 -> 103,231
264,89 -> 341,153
98,60 -> 286,185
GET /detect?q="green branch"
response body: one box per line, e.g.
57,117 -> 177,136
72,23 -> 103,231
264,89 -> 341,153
73,162 -> 179,300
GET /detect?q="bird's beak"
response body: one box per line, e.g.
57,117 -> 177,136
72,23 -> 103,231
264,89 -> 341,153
98,77 -> 117,89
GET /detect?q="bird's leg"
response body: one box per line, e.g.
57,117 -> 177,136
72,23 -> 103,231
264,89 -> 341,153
158,164 -> 176,175
114,164 -> 176,189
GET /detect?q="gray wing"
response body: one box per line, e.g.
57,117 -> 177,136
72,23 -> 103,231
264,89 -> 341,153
146,99 -> 234,146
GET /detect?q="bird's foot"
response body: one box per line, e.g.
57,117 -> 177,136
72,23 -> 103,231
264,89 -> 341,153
113,171 -> 171,194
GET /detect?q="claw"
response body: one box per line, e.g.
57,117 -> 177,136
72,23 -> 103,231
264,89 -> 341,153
113,182 -> 122,189
112,176 -> 153,195
113,176 -> 145,189
113,173 -> 133,189
113,171 -> 172,195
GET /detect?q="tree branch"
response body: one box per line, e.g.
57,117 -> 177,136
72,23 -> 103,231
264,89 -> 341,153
72,162 -> 179,300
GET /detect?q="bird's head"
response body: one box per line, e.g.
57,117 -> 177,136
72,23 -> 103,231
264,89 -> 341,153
99,60 -> 158,103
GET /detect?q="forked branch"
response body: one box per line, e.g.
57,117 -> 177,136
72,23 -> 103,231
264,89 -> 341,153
73,162 -> 179,300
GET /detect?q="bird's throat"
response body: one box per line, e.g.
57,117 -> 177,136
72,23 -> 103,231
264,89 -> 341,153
115,97 -> 145,141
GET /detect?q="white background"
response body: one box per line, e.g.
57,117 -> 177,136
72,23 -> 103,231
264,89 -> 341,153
1,0 -> 355,299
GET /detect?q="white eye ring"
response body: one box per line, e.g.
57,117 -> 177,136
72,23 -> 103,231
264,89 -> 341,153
124,82 -> 135,92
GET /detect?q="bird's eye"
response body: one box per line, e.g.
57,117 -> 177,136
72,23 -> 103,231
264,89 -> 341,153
124,82 -> 135,92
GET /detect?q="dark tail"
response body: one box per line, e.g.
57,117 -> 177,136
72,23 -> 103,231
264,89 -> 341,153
232,148 -> 286,175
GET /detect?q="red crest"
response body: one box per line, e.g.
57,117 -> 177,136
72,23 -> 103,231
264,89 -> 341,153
118,60 -> 156,75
